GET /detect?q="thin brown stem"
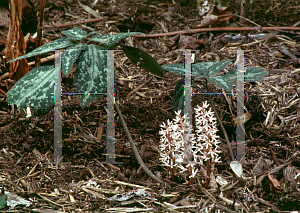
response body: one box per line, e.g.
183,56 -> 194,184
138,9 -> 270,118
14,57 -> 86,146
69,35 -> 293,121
204,160 -> 212,189
205,79 -> 235,161
131,27 -> 300,38
35,0 -> 45,67
113,95 -> 164,184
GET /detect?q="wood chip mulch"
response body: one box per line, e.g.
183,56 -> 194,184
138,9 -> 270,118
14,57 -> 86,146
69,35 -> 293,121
0,0 -> 300,212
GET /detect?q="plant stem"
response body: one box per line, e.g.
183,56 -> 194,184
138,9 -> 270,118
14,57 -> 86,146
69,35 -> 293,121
205,79 -> 235,161
112,92 -> 164,184
204,160 -> 212,189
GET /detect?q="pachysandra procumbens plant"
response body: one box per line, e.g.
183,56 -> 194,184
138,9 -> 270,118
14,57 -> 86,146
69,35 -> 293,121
159,101 -> 221,188
6,28 -> 165,115
161,60 -> 269,115
160,55 -> 269,186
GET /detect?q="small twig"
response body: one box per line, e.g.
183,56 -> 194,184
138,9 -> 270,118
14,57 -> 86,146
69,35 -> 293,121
233,14 -> 261,27
257,150 -> 300,184
269,146 -> 280,166
215,204 -> 239,213
0,88 -> 7,95
28,54 -> 55,66
36,193 -> 64,207
256,197 -> 279,212
131,27 -> 300,38
197,179 -> 216,203
125,77 -> 153,101
43,17 -> 103,29
112,92 -> 164,184
0,72 -> 10,81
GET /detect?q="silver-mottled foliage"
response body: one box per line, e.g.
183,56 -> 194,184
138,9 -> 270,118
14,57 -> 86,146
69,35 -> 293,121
61,28 -> 88,41
6,65 -> 55,114
208,75 -> 233,92
205,60 -> 231,76
161,64 -> 188,76
243,67 -> 269,82
225,66 -> 269,82
8,37 -> 73,63
162,61 -> 232,78
74,44 -> 107,107
61,43 -> 87,77
193,62 -> 216,76
90,32 -> 141,46
6,30 -> 164,116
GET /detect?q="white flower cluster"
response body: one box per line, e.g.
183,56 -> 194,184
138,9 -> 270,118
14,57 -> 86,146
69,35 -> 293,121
194,101 -> 221,164
159,101 -> 221,183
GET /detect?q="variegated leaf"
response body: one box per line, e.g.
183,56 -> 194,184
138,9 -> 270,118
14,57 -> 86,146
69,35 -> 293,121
61,28 -> 87,41
224,67 -> 237,79
86,31 -> 100,37
193,62 -> 215,76
74,44 -> 107,107
8,37 -> 74,63
90,32 -> 142,46
207,75 -> 234,92
174,80 -> 185,116
162,64 -> 187,76
193,61 -> 231,79
6,66 -> 55,115
244,67 -> 269,82
206,60 -> 231,76
224,66 -> 269,82
61,43 -> 87,77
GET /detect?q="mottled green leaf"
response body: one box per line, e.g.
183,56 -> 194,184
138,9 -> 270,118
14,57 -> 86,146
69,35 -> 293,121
90,32 -> 142,46
193,62 -> 215,77
6,66 -> 55,115
224,66 -> 269,82
206,60 -> 231,76
61,43 -> 87,77
207,75 -> 234,92
162,63 -> 198,77
123,45 -> 165,77
8,37 -> 74,63
193,60 -> 231,79
173,80 -> 199,116
244,67 -> 269,82
174,80 -> 185,116
61,28 -> 87,41
162,64 -> 185,76
224,67 -> 237,79
74,44 -> 107,107
193,74 -> 205,79
0,194 -> 7,209
87,31 -> 100,37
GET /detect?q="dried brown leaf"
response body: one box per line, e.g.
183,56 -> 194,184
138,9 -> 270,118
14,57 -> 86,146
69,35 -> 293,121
169,34 -> 204,50
268,172 -> 282,193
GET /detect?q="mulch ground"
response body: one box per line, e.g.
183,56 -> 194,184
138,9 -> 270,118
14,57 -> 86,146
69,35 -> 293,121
0,0 -> 300,212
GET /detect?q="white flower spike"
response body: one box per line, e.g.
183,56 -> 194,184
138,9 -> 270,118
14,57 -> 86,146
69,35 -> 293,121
159,102 -> 221,187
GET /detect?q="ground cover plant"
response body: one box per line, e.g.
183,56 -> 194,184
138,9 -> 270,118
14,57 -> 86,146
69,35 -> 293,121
6,28 -> 165,115
159,58 -> 269,187
1,0 -> 300,211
